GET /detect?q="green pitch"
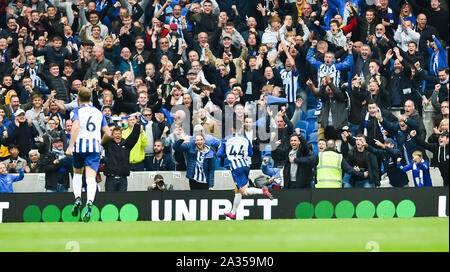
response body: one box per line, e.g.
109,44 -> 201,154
0,217 -> 448,252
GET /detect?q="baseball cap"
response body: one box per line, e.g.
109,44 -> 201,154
15,109 -> 25,116
440,131 -> 449,137
52,137 -> 63,143
385,138 -> 395,145
187,69 -> 198,75
222,33 -> 232,41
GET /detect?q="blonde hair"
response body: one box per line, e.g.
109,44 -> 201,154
412,150 -> 423,158
439,119 -> 449,131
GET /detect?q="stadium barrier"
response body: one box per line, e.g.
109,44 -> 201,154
12,170 -> 259,192
1,187 -> 448,223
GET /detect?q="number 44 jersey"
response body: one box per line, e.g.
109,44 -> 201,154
70,104 -> 108,154
218,134 -> 253,170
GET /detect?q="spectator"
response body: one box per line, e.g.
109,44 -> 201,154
102,123 -> 140,192
3,108 -> 39,159
293,139 -> 367,188
83,45 -> 115,81
412,130 -> 448,187
427,35 -> 448,77
0,144 -> 27,173
260,156 -> 283,189
409,0 -> 449,43
360,134 -> 409,187
382,48 -> 420,108
38,63 -> 71,103
39,137 -> 72,192
24,92 -> 46,136
146,139 -> 175,171
186,0 -> 218,41
269,108 -> 294,168
413,13 -> 440,67
122,114 -> 148,171
173,133 -> 216,190
0,161 -> 24,193
33,36 -> 78,72
342,134 -> 381,188
397,150 -> 432,187
429,69 -> 449,112
317,77 -> 348,140
26,149 -> 41,173
378,113 -> 428,163
394,19 -> 420,53
403,100 -> 426,140
306,39 -> 353,89
0,107 -> 10,160
285,134 -> 313,188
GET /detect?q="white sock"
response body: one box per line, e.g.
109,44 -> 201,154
86,177 -> 97,203
231,194 -> 242,214
244,187 -> 263,196
72,173 -> 83,200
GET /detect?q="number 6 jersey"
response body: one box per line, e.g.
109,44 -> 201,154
70,104 -> 108,154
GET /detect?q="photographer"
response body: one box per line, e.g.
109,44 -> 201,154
148,174 -> 173,191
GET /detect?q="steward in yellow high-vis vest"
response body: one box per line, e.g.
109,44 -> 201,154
291,140 -> 367,188
316,150 -> 343,188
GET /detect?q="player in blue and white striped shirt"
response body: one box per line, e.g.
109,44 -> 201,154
66,87 -> 111,222
217,131 -> 273,220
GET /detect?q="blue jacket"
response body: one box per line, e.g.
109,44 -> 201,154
428,37 -> 448,76
397,160 -> 432,187
173,140 -> 216,188
0,168 -> 24,193
381,117 -> 428,163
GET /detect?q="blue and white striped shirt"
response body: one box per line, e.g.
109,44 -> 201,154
279,68 -> 299,103
70,104 -> 108,154
218,134 -> 253,171
193,151 -> 207,183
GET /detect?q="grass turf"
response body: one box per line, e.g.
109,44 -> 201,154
0,217 -> 448,252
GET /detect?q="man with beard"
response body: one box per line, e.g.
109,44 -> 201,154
146,139 -> 175,171
412,130 -> 449,187
285,134 -> 313,188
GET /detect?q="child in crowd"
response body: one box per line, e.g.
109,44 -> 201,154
397,151 -> 432,187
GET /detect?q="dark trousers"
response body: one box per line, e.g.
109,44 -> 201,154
105,176 -> 128,192
189,179 -> 209,190
130,161 -> 145,171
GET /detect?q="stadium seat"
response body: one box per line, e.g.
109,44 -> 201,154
310,141 -> 319,155
300,129 -> 307,139
306,109 -> 317,120
295,120 -> 308,131
307,121 -> 318,134
308,132 -> 318,143
306,118 -> 318,134
261,145 -> 272,157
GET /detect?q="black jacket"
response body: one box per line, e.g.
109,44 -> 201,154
38,72 -> 71,103
414,135 -> 449,186
40,151 -> 72,190
282,136 -> 313,189
102,124 -> 140,177
347,146 -> 381,187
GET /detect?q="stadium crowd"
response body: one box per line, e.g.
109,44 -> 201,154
0,0 -> 448,193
